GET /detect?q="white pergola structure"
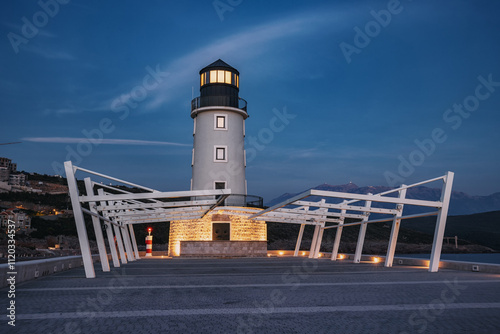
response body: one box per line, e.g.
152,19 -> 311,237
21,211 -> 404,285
245,171 -> 455,272
65,159 -> 454,278
64,161 -> 231,278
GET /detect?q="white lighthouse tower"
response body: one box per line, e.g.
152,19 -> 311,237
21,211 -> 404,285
190,59 -> 247,195
168,59 -> 267,257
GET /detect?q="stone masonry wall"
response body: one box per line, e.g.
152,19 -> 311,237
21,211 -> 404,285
180,241 -> 267,257
168,210 -> 267,256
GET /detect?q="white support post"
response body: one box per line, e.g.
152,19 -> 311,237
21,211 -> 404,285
128,224 -> 140,259
353,196 -> 373,264
84,178 -> 110,272
64,161 -> 95,278
308,225 -> 320,259
429,171 -> 454,272
98,189 -> 120,268
385,186 -> 407,268
313,223 -> 325,258
331,201 -> 347,261
313,201 -> 327,259
121,224 -> 135,261
113,222 -> 128,264
294,224 -> 306,257
106,222 -> 120,267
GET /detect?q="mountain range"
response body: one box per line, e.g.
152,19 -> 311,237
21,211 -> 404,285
266,183 -> 500,216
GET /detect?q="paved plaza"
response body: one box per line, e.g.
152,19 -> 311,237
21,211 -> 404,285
2,257 -> 500,333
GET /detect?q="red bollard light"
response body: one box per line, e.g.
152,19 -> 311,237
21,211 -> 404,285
145,227 -> 153,257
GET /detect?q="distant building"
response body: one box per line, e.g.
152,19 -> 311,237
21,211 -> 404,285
9,173 -> 26,186
0,157 -> 16,172
0,157 -> 26,186
0,208 -> 31,230
0,167 -> 9,182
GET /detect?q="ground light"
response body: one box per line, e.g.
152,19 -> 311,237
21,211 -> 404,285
338,254 -> 345,260
278,251 -> 284,256
373,257 -> 381,263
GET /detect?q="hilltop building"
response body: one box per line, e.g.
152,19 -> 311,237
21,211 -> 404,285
0,157 -> 26,186
0,208 -> 31,231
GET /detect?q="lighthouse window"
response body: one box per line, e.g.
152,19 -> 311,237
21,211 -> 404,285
205,70 -> 237,86
215,146 -> 227,162
215,114 -> 227,130
216,147 -> 225,160
218,70 -> 225,82
210,70 -> 217,83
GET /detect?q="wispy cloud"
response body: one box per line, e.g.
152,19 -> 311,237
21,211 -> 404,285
142,8 -> 339,112
46,6 -> 344,115
22,137 -> 191,147
42,108 -> 79,116
24,45 -> 76,60
3,22 -> 57,39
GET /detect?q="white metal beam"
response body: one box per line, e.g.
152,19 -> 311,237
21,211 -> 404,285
353,197 -> 373,263
309,225 -> 320,259
79,189 -> 231,203
249,190 -> 313,219
274,207 -> 365,220
294,224 -> 306,257
121,223 -> 135,261
128,224 -> 140,259
98,189 -> 120,268
310,190 -> 442,208
376,175 -> 446,196
76,166 -> 158,192
322,211 -> 439,230
385,186 -> 407,268
429,171 -> 455,272
331,201 -> 347,261
84,178 -> 110,272
106,206 -> 207,218
314,222 -> 325,258
96,200 -> 216,212
64,161 -> 95,278
118,212 -> 207,224
113,221 -> 127,265
293,200 -> 398,215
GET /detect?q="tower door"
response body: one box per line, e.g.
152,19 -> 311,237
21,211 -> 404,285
212,223 -> 230,241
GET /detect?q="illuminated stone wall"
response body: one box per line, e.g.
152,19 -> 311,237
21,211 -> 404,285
168,210 -> 267,256
230,215 -> 266,241
180,241 -> 267,257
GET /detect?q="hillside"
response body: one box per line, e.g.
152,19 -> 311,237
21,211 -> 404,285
403,210 -> 500,251
266,219 -> 493,254
267,183 -> 500,216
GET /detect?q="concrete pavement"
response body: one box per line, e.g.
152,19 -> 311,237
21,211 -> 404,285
2,257 -> 500,333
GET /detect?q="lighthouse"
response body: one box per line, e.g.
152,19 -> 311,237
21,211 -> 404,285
167,59 -> 267,257
190,59 -> 247,195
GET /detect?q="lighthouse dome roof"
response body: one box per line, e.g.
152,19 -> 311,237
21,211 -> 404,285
200,59 -> 239,75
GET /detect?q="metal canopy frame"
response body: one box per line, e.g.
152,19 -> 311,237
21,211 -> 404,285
65,159 -> 453,278
64,161 -> 230,278
246,171 -> 454,272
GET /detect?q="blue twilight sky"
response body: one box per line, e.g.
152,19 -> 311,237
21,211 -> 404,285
1,0 -> 500,202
